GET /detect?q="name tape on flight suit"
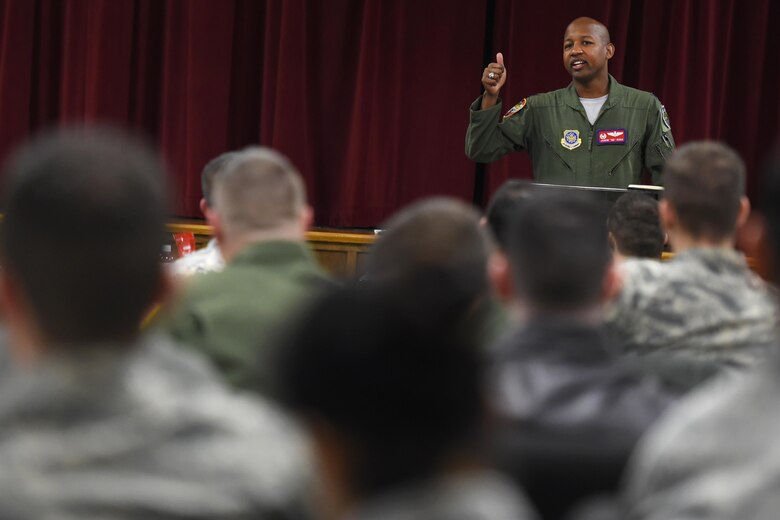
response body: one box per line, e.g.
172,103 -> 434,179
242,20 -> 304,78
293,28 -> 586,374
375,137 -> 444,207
596,128 -> 627,145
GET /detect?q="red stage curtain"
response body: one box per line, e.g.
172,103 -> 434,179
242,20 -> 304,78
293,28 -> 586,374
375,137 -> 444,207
0,1 -> 777,225
256,0 -> 487,226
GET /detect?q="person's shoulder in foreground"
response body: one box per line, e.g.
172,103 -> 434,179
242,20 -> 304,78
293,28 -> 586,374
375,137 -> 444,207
0,127 -> 313,519
0,333 -> 313,520
624,361 -> 776,520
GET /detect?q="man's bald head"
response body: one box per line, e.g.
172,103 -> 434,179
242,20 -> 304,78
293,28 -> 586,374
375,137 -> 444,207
563,17 -> 614,83
565,17 -> 611,45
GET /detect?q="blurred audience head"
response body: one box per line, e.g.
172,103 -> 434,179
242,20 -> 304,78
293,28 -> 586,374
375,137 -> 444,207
484,180 -> 534,249
366,197 -> 495,319
0,127 -> 167,349
212,147 -> 311,258
506,192 -> 614,315
662,141 -> 749,246
276,282 -> 484,514
607,192 -> 665,260
200,151 -> 238,214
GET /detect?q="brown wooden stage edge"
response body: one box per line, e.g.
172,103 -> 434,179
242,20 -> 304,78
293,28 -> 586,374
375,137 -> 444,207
167,219 -> 376,279
167,219 -> 760,280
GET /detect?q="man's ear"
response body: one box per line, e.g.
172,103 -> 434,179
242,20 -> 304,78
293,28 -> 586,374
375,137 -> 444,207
606,42 -> 615,59
300,205 -> 314,232
203,204 -> 219,229
607,231 -> 617,252
199,198 -> 209,217
658,199 -> 676,232
736,196 -> 751,230
737,212 -> 775,283
0,272 -> 19,324
601,259 -> 622,304
0,273 -> 43,363
211,212 -> 225,244
488,251 -> 514,303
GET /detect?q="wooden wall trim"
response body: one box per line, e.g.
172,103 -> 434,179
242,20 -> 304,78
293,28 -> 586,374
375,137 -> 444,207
167,220 -> 377,245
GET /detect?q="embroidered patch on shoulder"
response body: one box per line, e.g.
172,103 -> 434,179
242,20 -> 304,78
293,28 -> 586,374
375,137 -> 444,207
560,129 -> 581,150
503,98 -> 527,121
596,128 -> 627,145
660,105 -> 671,130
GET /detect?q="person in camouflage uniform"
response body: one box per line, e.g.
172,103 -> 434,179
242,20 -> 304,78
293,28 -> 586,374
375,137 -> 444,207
605,141 -> 778,369
622,149 -> 780,520
0,130 -> 313,520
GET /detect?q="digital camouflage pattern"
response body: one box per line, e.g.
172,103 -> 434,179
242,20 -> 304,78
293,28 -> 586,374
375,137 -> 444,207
606,249 -> 779,367
0,333 -> 313,520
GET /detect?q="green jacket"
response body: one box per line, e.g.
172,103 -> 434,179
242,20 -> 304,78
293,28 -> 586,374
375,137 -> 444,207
163,240 -> 333,393
466,75 -> 675,187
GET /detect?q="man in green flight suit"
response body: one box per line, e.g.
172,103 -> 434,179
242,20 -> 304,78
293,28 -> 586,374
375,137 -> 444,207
163,147 -> 333,394
466,17 -> 675,188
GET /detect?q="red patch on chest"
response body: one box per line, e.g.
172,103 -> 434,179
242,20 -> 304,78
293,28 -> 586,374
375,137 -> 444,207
596,129 -> 627,145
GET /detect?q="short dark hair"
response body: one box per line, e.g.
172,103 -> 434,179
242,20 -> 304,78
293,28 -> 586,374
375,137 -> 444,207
662,141 -> 745,241
0,128 -> 167,344
276,282 -> 483,499
508,192 -> 610,311
367,197 -> 493,313
607,192 -> 664,259
485,180 -> 534,249
201,151 -> 238,206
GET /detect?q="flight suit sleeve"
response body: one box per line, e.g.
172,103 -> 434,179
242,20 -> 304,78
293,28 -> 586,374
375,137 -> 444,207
643,97 -> 675,185
465,96 -> 533,163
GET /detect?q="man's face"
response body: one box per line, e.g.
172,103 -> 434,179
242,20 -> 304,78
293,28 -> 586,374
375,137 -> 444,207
563,21 -> 614,82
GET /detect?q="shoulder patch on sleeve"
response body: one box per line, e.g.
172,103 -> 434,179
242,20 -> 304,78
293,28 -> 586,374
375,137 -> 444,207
503,98 -> 527,121
660,105 -> 671,131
